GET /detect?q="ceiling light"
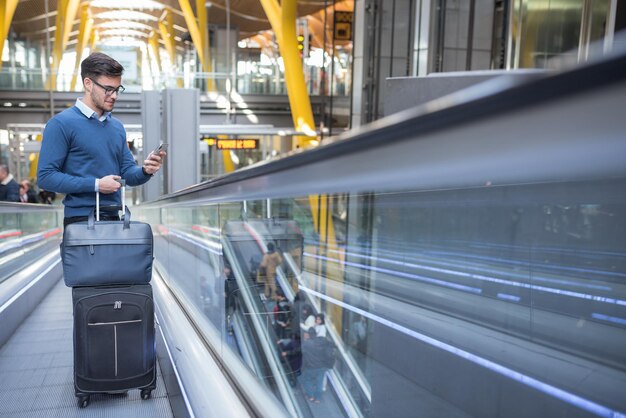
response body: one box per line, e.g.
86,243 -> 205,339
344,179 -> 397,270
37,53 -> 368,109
91,0 -> 164,10
96,10 -> 158,21
18,103 -> 27,107
98,20 -> 153,31
98,37 -> 147,48
100,29 -> 148,38
3,102 -> 13,107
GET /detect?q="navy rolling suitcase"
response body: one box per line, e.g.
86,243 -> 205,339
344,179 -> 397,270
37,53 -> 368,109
72,284 -> 156,408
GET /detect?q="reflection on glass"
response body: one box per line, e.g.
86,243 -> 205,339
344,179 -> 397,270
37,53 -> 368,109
144,176 -> 626,417
510,0 -> 613,68
0,207 -> 62,285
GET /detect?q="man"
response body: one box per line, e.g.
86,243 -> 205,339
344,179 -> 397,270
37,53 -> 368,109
299,327 -> 335,403
19,180 -> 39,203
38,52 -> 164,225
0,165 -> 20,202
259,242 -> 284,299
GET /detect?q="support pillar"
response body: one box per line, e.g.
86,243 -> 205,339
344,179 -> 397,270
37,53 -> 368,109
141,91 -> 162,201
161,89 -> 200,193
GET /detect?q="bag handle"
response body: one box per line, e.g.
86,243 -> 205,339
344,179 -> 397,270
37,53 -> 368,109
89,179 -> 130,229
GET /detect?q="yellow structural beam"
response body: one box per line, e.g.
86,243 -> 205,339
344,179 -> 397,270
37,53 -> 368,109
177,0 -> 206,70
89,29 -> 99,52
195,0 -> 208,72
0,0 -> 18,69
29,134 -> 43,180
260,0 -> 317,148
195,0 -> 214,90
70,4 -> 93,91
49,0 -> 67,89
49,0 -> 80,89
62,0 -> 80,49
158,9 -> 176,64
259,0 -> 282,42
259,0 -> 293,104
148,31 -> 162,73
158,9 -> 182,87
259,0 -> 299,133
281,0 -> 317,147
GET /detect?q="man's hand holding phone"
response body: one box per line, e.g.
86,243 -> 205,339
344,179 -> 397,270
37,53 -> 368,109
143,143 -> 167,175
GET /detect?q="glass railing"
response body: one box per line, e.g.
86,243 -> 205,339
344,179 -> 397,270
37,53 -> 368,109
0,203 -> 63,286
0,65 -> 350,96
134,48 -> 626,418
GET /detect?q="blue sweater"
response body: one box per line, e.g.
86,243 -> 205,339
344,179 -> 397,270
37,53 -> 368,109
38,106 -> 151,217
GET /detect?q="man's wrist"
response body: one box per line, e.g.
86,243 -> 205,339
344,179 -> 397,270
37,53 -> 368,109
142,166 -> 153,176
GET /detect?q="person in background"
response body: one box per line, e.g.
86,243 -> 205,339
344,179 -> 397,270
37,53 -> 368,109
259,242 -> 283,299
299,327 -> 334,403
19,180 -> 39,203
273,289 -> 291,339
350,315 -> 368,354
314,313 -> 327,338
0,165 -> 20,202
38,189 -> 56,204
37,52 -> 164,226
278,333 -> 302,386
300,304 -> 315,333
291,291 -> 304,338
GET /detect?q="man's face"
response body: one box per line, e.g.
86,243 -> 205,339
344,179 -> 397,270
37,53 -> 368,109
86,75 -> 123,114
0,170 -> 6,182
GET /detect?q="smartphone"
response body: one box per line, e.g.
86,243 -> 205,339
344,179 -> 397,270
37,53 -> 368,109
151,143 -> 168,155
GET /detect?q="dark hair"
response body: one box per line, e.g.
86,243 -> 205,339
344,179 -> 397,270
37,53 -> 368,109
81,52 -> 124,81
307,327 -> 317,337
267,242 -> 275,252
315,313 -> 325,324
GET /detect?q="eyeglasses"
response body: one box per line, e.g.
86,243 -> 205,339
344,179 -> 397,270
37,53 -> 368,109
90,78 -> 125,96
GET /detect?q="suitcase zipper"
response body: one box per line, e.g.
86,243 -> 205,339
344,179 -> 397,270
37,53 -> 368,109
87,319 -> 142,326
114,324 -> 118,376
87,319 -> 142,377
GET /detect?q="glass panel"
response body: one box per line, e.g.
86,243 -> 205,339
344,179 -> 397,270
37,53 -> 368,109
0,205 -> 63,285
511,0 -> 586,68
141,174 -> 626,417
589,0 -> 610,42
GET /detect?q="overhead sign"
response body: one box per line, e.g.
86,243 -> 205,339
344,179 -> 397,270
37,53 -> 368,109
334,12 -> 353,41
201,136 -> 259,150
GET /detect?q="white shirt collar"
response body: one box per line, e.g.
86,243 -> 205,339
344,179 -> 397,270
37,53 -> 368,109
1,173 -> 14,186
75,98 -> 109,122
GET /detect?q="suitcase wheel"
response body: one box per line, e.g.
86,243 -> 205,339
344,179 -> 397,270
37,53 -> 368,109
78,395 -> 90,408
141,389 -> 152,400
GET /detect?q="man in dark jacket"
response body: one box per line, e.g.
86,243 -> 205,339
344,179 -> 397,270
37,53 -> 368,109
0,165 -> 20,202
299,327 -> 335,403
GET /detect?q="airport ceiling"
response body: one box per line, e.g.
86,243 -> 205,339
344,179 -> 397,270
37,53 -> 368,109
11,0 -> 333,48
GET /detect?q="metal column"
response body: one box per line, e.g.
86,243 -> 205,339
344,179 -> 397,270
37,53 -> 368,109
162,89 -> 200,194
141,90 -> 162,202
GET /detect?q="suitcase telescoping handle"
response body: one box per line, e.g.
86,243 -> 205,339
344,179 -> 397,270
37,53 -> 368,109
95,179 -> 126,222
